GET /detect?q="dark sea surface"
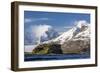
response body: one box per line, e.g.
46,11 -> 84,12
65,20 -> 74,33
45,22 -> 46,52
24,53 -> 90,61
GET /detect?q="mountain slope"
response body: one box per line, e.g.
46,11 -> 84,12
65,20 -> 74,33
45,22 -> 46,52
52,21 -> 90,44
32,21 -> 90,54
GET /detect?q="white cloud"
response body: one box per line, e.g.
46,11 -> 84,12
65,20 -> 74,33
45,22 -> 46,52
24,19 -> 32,23
32,24 -> 52,44
25,18 -> 49,23
63,26 -> 73,29
33,24 -> 52,37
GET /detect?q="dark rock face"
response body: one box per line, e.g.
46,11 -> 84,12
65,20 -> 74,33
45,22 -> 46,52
32,43 -> 63,54
47,44 -> 62,54
61,40 -> 90,54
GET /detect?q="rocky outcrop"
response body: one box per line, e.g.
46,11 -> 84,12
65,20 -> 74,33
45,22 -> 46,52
32,43 -> 63,54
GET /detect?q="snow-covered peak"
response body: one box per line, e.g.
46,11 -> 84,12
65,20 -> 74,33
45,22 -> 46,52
53,27 -> 77,44
51,20 -> 90,44
76,20 -> 88,29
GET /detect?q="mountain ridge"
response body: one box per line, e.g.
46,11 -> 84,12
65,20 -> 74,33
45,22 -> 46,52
32,20 -> 90,54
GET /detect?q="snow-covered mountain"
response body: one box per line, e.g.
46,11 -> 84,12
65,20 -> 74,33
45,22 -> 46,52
30,21 -> 90,54
51,20 -> 90,44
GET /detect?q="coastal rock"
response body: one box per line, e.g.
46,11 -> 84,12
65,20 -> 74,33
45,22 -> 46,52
32,43 -> 63,54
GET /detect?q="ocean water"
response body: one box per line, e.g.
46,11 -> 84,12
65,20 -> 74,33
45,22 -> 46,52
24,53 -> 90,61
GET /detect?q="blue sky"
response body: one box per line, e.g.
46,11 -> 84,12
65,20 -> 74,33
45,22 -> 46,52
24,11 -> 90,32
24,11 -> 90,45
